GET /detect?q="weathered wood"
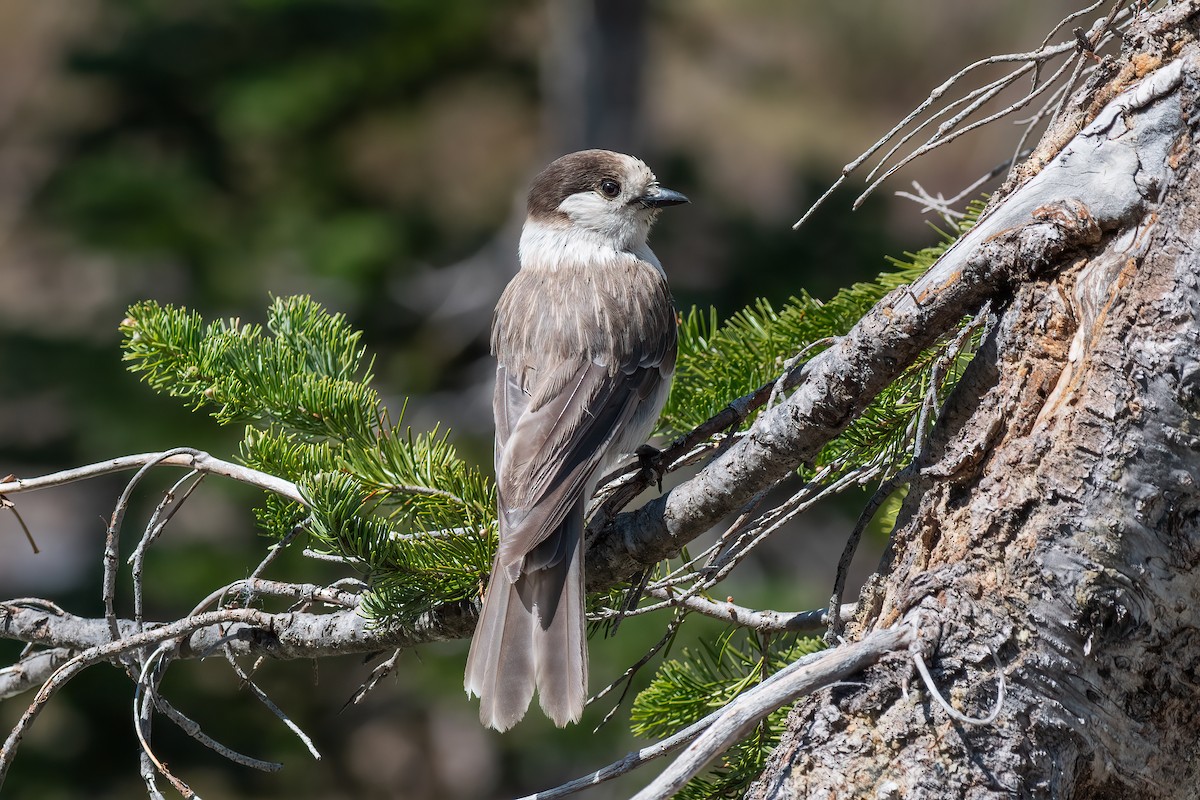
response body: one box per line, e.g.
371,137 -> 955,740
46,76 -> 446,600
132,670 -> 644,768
750,27 -> 1200,800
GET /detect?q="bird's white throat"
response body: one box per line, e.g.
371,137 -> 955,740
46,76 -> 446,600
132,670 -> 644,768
518,218 -> 664,276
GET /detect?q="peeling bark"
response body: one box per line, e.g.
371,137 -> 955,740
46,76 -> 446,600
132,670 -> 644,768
750,21 -> 1200,800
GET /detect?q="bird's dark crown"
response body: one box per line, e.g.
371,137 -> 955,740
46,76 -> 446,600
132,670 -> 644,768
526,149 -> 638,219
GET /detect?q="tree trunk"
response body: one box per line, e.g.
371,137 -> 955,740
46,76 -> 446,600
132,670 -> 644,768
751,16 -> 1200,800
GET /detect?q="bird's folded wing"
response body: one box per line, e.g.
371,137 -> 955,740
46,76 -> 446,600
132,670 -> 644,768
492,356 -> 666,581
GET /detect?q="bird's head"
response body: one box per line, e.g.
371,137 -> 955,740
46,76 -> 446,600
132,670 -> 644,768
525,149 -> 688,253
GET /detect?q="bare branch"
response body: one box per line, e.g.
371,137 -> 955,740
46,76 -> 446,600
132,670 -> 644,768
0,451 -> 304,505
221,648 -> 321,760
0,648 -> 74,700
639,594 -> 857,635
792,1 -> 1141,230
0,601 -> 474,663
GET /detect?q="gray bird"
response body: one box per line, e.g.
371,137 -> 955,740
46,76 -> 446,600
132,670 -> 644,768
464,150 -> 688,730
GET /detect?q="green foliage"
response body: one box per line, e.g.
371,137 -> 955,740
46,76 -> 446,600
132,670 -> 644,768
664,205 -> 983,483
121,295 -> 496,627
632,629 -> 825,799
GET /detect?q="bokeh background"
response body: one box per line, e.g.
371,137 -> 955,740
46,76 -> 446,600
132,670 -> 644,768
0,2 -> 1082,798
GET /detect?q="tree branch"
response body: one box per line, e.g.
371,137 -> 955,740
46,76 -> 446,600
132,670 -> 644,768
588,54 -> 1184,589
0,451 -> 304,505
0,601 -> 474,667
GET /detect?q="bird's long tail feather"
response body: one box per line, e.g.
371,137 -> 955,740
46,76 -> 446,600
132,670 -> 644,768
465,508 -> 587,731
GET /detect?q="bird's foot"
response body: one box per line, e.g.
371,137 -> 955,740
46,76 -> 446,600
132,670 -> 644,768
636,444 -> 666,493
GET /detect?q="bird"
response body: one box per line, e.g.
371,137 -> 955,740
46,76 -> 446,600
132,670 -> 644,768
464,149 -> 688,731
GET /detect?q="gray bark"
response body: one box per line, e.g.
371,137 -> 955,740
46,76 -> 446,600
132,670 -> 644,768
750,17 -> 1200,800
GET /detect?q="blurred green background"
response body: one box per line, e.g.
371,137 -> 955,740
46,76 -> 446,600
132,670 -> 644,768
0,1 -> 1079,797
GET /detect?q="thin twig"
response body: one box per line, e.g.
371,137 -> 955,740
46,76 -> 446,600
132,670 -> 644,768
190,578 -> 362,619
911,647 -> 1005,726
132,470 -> 206,635
644,594 -> 857,636
0,492 -> 39,553
221,647 -> 321,760
343,649 -> 404,710
909,616 -> 1005,726
134,644 -> 198,798
826,468 -> 913,642
588,611 -> 685,732
153,693 -> 283,772
0,607 -> 277,789
0,451 -> 304,505
106,448 -> 203,646
249,522 -> 307,580
793,2 -> 1139,230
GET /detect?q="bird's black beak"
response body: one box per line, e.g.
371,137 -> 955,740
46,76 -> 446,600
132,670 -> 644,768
639,185 -> 690,208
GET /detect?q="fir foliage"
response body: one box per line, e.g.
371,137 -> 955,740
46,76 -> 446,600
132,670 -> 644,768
120,295 -> 496,627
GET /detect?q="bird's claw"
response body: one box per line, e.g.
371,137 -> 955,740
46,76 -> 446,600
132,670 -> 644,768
636,444 -> 666,492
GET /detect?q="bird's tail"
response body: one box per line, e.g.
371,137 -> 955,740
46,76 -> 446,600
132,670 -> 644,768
464,509 -> 587,731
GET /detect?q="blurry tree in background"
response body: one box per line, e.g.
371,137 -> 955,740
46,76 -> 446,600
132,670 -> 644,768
0,1 -> 1097,798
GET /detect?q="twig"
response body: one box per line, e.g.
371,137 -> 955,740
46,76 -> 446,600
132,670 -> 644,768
134,644 -> 198,798
587,611 -> 685,732
828,309 -> 987,640
343,649 -> 404,710
763,338 -> 835,413
826,468 -> 913,642
190,578 -> 362,618
221,647 -> 321,760
793,39 -> 1076,229
792,3 -> 1139,230
249,522 -> 307,580
909,616 -> 1005,726
0,607 -> 277,789
152,693 -> 283,772
911,647 -> 1005,727
853,52 -> 1079,212
646,594 -> 857,636
132,470 -> 205,636
515,713 -> 712,800
0,491 -> 38,553
106,448 -> 205,645
0,451 -> 304,505
301,549 -> 358,565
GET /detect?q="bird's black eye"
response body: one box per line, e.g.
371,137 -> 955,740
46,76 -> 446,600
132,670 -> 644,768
599,178 -> 621,198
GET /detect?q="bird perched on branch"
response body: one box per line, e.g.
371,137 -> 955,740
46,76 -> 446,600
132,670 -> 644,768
464,150 -> 688,730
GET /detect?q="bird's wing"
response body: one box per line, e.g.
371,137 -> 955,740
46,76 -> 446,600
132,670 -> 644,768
492,346 -> 671,583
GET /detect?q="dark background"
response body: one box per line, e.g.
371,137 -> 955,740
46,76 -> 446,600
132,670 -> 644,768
0,2 -> 1080,797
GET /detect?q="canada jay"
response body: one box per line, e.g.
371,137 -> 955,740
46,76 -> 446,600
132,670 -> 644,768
464,150 -> 688,730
